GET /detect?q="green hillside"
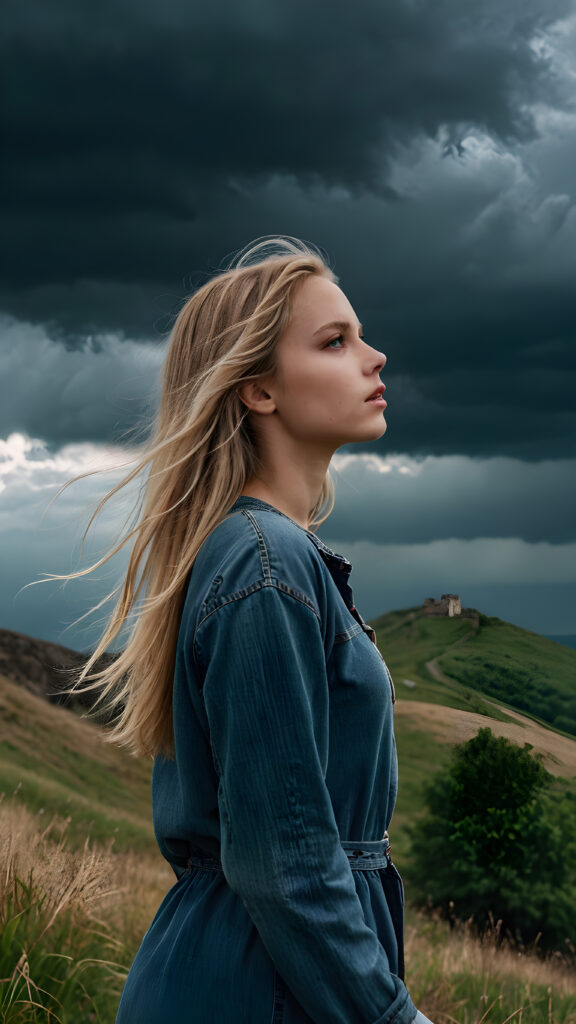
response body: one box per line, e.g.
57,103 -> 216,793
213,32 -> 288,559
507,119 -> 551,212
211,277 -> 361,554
370,607 -> 576,861
373,606 -> 576,732
0,672 -> 155,853
2,609 -> 575,869
2,617 -> 576,1022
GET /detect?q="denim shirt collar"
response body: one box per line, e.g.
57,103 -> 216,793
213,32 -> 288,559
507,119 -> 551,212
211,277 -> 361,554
228,495 -> 352,576
227,496 -> 376,644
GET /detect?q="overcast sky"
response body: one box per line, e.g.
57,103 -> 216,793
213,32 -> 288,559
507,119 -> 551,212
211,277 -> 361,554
1,0 -> 575,649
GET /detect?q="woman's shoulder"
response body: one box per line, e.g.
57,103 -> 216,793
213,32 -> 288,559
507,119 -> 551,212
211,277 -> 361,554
191,502 -> 329,612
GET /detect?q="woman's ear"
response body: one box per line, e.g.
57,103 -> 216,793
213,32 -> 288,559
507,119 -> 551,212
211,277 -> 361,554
237,381 -> 277,415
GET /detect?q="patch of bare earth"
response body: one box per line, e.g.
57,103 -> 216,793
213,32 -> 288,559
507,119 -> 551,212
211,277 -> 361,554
395,699 -> 576,777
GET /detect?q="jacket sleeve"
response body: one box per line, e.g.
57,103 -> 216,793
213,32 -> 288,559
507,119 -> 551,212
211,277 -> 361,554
194,583 -> 417,1024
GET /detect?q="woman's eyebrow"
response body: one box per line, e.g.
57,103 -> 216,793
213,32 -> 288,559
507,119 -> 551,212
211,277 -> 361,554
313,319 -> 363,336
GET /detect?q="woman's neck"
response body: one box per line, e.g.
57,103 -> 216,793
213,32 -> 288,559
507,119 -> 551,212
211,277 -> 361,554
242,452 -> 331,530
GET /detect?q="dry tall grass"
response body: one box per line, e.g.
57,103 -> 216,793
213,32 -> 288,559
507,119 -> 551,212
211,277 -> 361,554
2,796 -> 575,1023
406,910 -> 576,1023
0,797 -> 170,1023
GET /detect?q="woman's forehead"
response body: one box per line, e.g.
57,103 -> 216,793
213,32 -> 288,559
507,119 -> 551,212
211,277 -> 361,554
290,276 -> 356,332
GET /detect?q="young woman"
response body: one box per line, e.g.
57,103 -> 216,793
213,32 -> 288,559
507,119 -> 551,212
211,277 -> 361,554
66,236 -> 433,1023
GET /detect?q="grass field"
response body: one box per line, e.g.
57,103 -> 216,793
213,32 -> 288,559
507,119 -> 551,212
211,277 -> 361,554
2,797 -> 575,1023
373,608 -> 576,733
1,611 -> 576,1021
0,673 -> 154,852
372,609 -> 576,864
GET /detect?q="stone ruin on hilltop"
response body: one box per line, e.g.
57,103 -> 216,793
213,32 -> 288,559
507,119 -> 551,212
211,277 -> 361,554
424,593 -> 461,617
422,595 -> 479,623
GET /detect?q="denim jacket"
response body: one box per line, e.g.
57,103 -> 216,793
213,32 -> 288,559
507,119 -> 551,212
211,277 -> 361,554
116,496 -> 418,1024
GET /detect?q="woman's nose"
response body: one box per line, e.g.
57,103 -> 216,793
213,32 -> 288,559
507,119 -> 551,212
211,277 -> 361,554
364,343 -> 386,373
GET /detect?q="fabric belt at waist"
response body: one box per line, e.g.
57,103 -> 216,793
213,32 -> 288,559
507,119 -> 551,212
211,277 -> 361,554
340,834 -> 391,870
181,832 -> 391,875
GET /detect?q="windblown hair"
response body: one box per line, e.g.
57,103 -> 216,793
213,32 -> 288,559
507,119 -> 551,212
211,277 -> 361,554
46,236 -> 337,759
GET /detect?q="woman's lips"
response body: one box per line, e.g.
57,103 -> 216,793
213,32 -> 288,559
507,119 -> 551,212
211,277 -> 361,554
365,385 -> 386,406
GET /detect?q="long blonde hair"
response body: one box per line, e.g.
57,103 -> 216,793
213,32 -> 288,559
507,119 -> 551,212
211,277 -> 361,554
46,236 -> 337,759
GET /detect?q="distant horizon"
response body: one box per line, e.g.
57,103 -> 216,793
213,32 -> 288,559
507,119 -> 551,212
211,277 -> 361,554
544,634 -> 576,651
2,617 -> 575,657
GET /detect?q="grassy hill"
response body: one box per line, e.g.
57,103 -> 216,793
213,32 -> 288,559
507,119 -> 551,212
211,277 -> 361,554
1,615 -> 576,1021
372,606 -> 576,728
2,607 -> 575,865
370,606 -> 576,861
0,626 -> 115,710
0,672 -> 156,853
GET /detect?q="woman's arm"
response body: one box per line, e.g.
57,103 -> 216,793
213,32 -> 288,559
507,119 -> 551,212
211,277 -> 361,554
194,582 -> 417,1024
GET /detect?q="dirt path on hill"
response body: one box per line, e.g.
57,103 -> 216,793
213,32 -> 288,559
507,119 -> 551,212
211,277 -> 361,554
395,700 -> 576,777
425,659 -> 452,684
425,629 -> 476,684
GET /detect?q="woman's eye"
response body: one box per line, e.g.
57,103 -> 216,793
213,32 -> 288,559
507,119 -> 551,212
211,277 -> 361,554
326,335 -> 345,349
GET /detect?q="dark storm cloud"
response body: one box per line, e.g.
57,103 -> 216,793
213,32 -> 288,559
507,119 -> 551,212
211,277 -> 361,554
1,0 -> 575,461
4,0 -> 569,198
2,0 -> 571,285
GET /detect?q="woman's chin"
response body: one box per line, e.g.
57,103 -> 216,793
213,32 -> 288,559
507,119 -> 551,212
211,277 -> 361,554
357,418 -> 388,443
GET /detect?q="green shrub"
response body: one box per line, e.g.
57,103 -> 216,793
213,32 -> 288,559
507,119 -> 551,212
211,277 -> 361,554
406,727 -> 576,953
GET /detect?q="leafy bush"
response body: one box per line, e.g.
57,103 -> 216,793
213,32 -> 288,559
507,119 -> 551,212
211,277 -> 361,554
406,727 -> 576,953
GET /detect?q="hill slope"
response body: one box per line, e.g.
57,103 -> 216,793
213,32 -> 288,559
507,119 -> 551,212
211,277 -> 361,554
2,612 -> 575,865
0,626 -> 115,711
372,606 -> 576,735
0,672 -> 154,852
370,607 -> 576,859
